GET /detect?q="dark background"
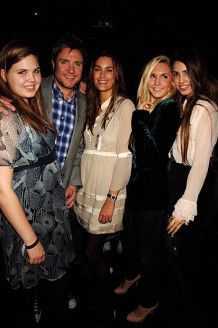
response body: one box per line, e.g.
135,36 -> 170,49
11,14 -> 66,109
1,0 -> 217,100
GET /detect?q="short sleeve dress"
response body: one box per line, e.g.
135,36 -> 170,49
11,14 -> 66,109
0,112 -> 74,289
74,97 -> 135,234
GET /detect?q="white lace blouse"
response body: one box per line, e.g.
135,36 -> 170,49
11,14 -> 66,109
169,99 -> 218,223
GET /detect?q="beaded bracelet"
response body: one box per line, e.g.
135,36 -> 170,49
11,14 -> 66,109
25,238 -> 39,250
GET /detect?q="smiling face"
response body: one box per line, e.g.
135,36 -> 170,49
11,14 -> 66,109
1,54 -> 41,102
93,56 -> 116,101
172,61 -> 194,96
53,47 -> 83,97
148,62 -> 173,101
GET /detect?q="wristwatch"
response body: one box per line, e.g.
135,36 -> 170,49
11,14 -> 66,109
107,193 -> 117,201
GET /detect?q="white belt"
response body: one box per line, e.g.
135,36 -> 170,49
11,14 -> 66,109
84,149 -> 132,158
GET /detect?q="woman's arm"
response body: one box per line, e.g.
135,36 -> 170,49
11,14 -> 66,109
109,99 -> 135,190
132,100 -> 180,169
155,101 -> 181,162
0,166 -> 45,264
168,105 -> 218,235
98,99 -> 135,223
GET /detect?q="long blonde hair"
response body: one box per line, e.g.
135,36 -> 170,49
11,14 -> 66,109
136,55 -> 176,111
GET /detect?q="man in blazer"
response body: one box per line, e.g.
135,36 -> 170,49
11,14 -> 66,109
41,34 -> 87,207
41,34 -> 87,312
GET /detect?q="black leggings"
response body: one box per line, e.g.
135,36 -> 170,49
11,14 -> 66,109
84,232 -> 111,281
81,231 -> 116,311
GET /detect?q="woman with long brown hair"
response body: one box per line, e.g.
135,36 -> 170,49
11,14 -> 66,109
0,39 -> 74,327
167,48 -> 218,326
74,49 -> 135,327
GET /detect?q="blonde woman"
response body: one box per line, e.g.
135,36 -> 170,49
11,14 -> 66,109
114,55 -> 180,323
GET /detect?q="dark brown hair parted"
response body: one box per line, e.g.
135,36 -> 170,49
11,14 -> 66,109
172,48 -> 218,164
0,39 -> 56,135
86,50 -> 127,132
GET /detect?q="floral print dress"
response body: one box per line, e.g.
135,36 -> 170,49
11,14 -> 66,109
0,112 -> 74,289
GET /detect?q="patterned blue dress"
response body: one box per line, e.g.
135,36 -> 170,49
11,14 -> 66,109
0,112 -> 74,289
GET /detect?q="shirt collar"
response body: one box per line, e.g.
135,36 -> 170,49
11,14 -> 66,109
52,78 -> 78,103
101,97 -> 111,111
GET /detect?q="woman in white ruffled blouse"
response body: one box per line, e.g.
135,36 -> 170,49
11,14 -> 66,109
166,48 -> 218,326
167,49 -> 218,235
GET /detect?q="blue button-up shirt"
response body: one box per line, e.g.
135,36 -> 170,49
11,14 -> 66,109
52,80 -> 77,167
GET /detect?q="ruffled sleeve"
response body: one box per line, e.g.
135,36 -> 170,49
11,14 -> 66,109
173,198 -> 197,224
172,102 -> 218,223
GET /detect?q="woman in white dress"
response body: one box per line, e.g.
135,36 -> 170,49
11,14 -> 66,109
74,50 -> 135,326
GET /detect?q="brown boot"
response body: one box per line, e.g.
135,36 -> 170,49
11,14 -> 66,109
126,303 -> 158,323
114,274 -> 141,295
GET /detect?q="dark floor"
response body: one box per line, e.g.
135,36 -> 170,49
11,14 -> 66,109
65,228 -> 218,328
1,229 -> 218,328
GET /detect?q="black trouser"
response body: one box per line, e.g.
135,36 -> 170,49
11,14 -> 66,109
38,275 -> 69,327
121,206 -> 164,307
165,160 -> 216,326
8,274 -> 69,328
167,160 -> 215,268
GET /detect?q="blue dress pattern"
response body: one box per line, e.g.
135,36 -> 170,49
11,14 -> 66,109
0,112 -> 74,289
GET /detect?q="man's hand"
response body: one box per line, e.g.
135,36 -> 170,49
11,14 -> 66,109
167,216 -> 186,236
0,97 -> 16,115
65,185 -> 78,208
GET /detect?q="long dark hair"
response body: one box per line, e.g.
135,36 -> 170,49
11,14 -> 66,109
86,50 -> 127,132
0,39 -> 55,134
172,48 -> 218,163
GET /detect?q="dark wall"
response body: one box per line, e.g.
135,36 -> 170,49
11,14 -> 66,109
1,0 -> 217,101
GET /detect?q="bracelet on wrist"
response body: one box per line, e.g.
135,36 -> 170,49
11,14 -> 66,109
25,238 -> 39,250
107,193 -> 117,201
